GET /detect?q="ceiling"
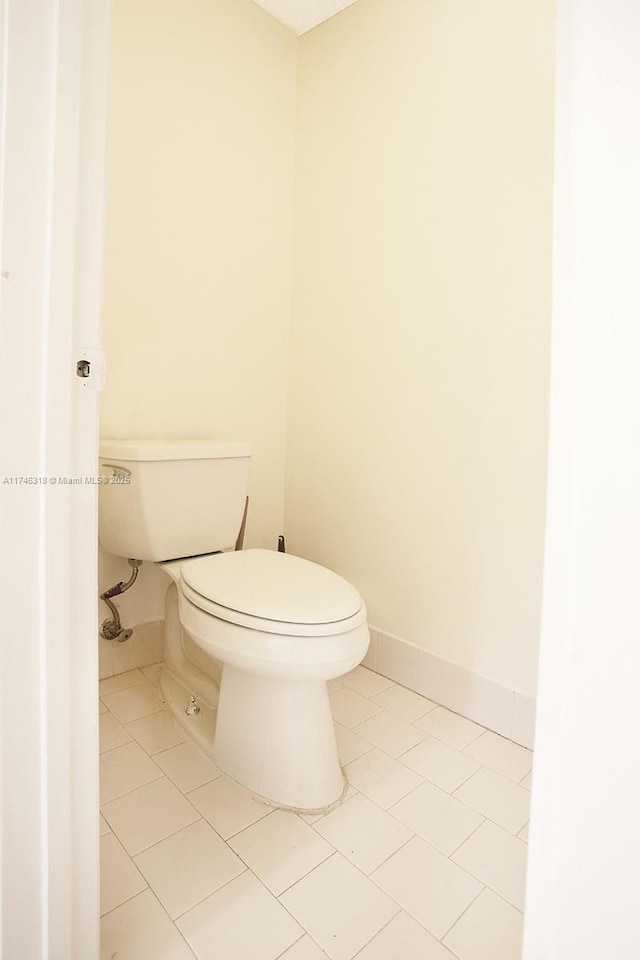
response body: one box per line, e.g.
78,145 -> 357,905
251,0 -> 361,35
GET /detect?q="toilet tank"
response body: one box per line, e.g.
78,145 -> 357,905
98,440 -> 253,561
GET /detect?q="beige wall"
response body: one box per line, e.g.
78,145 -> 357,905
285,0 -> 555,696
100,0 -> 297,552
100,0 -> 555,700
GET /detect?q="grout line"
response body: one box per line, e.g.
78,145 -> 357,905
438,884 -> 487,943
99,884 -> 150,922
170,866 -> 251,922
149,888 -> 198,957
273,931 -> 308,960
383,791 -> 488,862
267,845 -> 337,898
385,780 -> 426,815
130,815 -> 209,859
305,793 -> 415,863
98,682 -> 156,702
209,805 -> 275,842
99,831 -> 150,919
463,726 -> 488,746
447,817 -> 487,858
273,849 -> 341,898
101,773 -> 204,828
370,829 -> 506,921
364,832 -> 415,876
449,764 -> 485,795
490,888 -> 526,916
517,821 -> 530,845
102,807 -> 204,860
349,904 -> 403,959
99,770 -> 166,808
446,847 -> 527,915
272,852 -> 349,939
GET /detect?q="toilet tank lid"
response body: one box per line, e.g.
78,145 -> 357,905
99,439 -> 253,461
180,549 -> 364,625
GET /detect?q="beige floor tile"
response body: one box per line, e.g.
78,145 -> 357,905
99,741 -> 163,804
229,809 -> 333,895
389,781 -> 483,856
100,889 -> 194,960
280,853 -> 399,960
99,669 -> 147,698
452,820 -> 528,909
96,686 -> 532,960
187,776 -> 271,839
313,793 -> 412,874
414,707 -> 485,750
371,685 -> 437,722
125,710 -> 187,755
400,737 -> 481,793
453,767 -> 530,835
443,888 -> 523,960
279,936 -> 330,959
176,871 -> 302,960
154,740 -> 220,794
100,711 -> 133,753
99,699 -> 109,714
345,749 -> 423,809
102,777 -> 200,855
339,666 -> 395,698
134,819 -> 246,919
142,662 -> 163,686
329,688 -> 384,728
520,770 -> 533,790
354,710 -> 427,758
333,722 -> 374,765
297,783 -> 357,825
100,833 -> 147,916
371,836 -> 482,939
101,679 -> 164,724
463,731 -> 533,783
355,911 -> 458,959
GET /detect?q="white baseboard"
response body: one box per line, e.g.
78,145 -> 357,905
362,627 -> 536,749
98,619 -> 536,748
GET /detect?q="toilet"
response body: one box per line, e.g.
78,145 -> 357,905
98,439 -> 370,811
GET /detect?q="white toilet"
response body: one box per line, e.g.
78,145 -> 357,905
98,439 -> 370,811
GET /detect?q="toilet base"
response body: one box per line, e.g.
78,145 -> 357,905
213,665 -> 346,811
159,667 -> 218,753
159,663 -> 346,813
159,578 -> 353,812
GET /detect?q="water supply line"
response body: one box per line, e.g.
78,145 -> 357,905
100,558 -> 142,642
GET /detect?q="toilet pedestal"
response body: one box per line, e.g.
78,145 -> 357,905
213,666 -> 346,812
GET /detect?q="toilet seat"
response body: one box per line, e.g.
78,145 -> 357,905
178,548 -> 366,637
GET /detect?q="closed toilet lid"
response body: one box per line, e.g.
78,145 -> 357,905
180,548 -> 363,626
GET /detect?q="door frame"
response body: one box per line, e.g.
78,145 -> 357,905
0,1 -> 110,956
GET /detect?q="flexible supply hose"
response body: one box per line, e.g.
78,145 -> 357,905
100,559 -> 142,641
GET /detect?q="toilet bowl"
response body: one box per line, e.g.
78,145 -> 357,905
98,440 -> 370,811
162,549 -> 368,809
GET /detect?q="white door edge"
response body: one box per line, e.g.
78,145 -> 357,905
0,1 -> 110,957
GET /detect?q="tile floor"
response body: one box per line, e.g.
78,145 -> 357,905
99,664 -> 532,960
